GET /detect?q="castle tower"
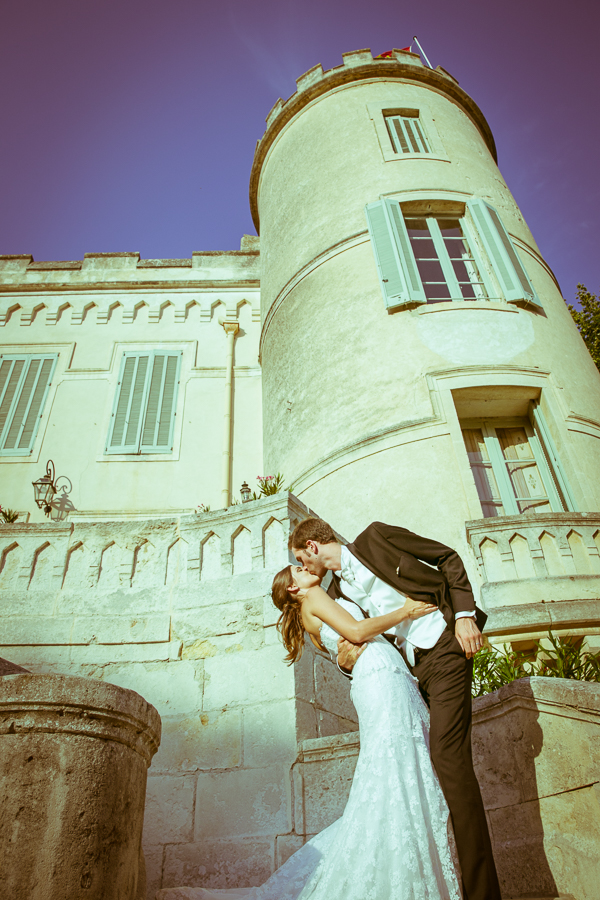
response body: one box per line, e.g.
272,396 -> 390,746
253,48 -> 600,595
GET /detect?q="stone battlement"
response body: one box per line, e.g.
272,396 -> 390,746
249,48 -> 495,231
263,48 -> 457,132
0,243 -> 260,293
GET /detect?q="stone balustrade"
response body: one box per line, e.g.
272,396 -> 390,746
0,500 -> 292,599
465,513 -> 600,639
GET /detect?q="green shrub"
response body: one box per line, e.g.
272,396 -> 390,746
0,507 -> 19,524
472,632 -> 600,697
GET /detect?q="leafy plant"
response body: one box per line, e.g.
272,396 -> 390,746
0,507 -> 19,524
239,474 -> 294,503
536,632 -> 600,681
472,632 -> 600,697
196,503 -> 211,513
256,474 -> 285,496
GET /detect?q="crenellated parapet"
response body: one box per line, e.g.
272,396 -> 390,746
0,247 -> 261,326
249,47 -> 496,232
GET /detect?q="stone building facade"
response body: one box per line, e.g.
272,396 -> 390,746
1,48 -> 600,897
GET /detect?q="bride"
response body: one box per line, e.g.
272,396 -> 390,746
158,565 -> 462,900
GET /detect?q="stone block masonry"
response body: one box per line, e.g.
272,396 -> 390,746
0,494 -> 357,899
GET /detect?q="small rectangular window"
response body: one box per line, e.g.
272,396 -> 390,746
106,351 -> 182,455
0,354 -> 57,455
385,114 -> 430,155
461,418 -> 566,517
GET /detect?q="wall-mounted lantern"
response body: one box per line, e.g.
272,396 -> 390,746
240,481 -> 251,503
32,460 -> 72,518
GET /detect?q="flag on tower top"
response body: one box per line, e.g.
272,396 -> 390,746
375,48 -> 412,58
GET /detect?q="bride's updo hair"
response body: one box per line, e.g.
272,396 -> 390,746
271,566 -> 305,664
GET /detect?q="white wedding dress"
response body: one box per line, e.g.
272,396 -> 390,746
159,601 -> 462,900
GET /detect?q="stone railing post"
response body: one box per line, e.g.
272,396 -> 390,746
0,673 -> 161,900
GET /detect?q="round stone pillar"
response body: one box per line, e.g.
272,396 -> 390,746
0,673 -> 161,900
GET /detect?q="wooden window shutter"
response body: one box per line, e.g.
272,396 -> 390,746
107,354 -> 151,453
0,359 -> 25,443
140,353 -> 181,452
531,402 -> 578,511
107,351 -> 181,454
467,198 -> 542,308
365,200 -> 427,311
0,355 -> 57,455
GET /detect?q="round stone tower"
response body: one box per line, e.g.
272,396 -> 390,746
252,48 -> 600,553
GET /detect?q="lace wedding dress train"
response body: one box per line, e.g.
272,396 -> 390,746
160,601 -> 462,900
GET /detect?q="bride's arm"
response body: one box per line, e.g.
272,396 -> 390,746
302,585 -> 436,643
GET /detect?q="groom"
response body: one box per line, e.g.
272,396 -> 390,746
291,517 -> 501,900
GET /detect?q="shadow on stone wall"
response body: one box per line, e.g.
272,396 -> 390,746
472,679 -> 558,898
472,677 -> 599,900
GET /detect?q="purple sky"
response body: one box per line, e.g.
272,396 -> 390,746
1,0 -> 598,303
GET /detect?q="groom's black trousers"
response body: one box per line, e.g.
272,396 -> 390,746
411,628 -> 502,900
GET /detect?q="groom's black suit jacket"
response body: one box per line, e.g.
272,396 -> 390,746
326,521 -> 487,633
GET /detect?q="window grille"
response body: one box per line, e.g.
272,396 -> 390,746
405,215 -> 488,302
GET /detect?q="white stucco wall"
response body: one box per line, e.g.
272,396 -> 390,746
252,50 -> 600,544
0,249 -> 264,521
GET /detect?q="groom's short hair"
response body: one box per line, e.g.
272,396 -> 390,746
289,517 -> 337,550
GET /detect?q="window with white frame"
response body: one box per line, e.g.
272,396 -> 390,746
461,414 -> 575,517
385,113 -> 430,155
365,196 -> 542,313
0,354 -> 57,455
405,214 -> 487,302
106,351 -> 182,455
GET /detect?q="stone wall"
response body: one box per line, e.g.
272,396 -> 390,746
286,677 -> 600,900
0,494 -> 357,899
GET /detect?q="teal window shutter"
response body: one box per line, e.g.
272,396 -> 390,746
107,354 -> 151,453
0,359 -> 26,441
140,353 -> 181,452
385,115 -> 430,154
107,351 -> 181,454
0,355 -> 57,455
365,200 -> 427,311
531,402 -> 578,511
467,198 -> 542,308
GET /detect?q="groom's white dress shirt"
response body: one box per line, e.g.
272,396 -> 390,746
337,545 -> 474,666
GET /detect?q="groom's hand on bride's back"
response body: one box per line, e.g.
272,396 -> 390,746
337,637 -> 366,674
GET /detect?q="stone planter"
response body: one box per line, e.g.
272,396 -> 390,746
0,673 -> 161,900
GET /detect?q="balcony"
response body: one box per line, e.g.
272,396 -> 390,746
466,512 -> 600,639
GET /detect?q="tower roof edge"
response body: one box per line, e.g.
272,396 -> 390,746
249,54 -> 496,234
